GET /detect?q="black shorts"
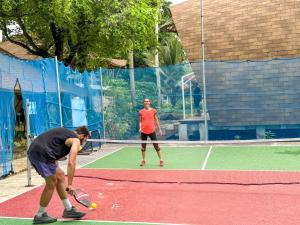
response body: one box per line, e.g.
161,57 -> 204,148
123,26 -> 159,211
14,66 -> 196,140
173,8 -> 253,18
141,132 -> 157,141
28,143 -> 57,178
29,156 -> 57,178
140,132 -> 160,150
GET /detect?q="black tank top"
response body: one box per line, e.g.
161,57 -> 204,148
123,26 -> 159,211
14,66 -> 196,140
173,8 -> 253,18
29,128 -> 77,163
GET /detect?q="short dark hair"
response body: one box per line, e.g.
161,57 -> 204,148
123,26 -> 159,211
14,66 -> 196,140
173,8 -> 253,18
75,126 -> 90,137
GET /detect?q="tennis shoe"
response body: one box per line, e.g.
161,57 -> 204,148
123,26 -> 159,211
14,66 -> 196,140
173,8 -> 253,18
140,160 -> 146,166
63,206 -> 86,219
160,160 -> 164,167
33,212 -> 57,224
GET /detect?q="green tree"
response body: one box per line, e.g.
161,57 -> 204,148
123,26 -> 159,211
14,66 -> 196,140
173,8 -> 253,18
0,0 -> 161,70
144,33 -> 186,66
142,0 -> 187,67
143,32 -> 190,106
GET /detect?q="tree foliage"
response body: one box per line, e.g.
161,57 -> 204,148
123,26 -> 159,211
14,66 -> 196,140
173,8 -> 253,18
0,0 -> 162,70
143,33 -> 186,66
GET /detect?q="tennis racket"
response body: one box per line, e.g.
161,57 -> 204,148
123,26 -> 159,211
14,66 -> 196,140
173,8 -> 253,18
66,188 -> 91,208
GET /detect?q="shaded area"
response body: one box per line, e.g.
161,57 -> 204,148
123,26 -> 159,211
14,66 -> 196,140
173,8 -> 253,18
276,150 -> 300,156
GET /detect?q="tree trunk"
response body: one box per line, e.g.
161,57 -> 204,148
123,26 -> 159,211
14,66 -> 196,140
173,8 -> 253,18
50,23 -> 64,60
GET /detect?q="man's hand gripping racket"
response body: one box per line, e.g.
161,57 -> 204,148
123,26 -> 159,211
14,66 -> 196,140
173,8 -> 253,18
66,187 -> 92,208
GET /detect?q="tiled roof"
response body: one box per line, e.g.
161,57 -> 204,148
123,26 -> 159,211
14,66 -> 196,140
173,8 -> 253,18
0,41 -> 127,67
109,59 -> 127,67
0,41 -> 40,60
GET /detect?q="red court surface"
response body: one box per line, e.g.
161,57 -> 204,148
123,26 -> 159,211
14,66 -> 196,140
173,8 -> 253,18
1,169 -> 300,225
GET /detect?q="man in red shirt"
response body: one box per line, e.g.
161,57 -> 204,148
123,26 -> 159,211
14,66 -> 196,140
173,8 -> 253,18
139,98 -> 164,167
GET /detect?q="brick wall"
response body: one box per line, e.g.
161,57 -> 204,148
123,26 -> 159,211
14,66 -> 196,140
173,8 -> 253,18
171,0 -> 300,61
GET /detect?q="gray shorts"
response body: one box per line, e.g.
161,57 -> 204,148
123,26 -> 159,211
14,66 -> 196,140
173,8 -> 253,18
29,156 -> 57,178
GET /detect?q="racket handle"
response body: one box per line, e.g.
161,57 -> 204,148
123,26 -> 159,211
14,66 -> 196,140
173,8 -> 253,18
66,187 -> 76,196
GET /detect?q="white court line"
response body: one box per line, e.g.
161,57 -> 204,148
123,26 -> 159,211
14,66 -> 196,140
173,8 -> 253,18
0,147 -> 124,204
80,167 -> 203,171
201,146 -> 213,170
0,176 -> 43,204
80,146 -> 124,168
81,145 -> 209,171
92,137 -> 300,144
79,167 -> 299,173
0,216 -> 188,225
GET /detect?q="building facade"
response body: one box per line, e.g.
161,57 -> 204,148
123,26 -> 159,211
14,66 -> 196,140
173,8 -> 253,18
171,0 -> 300,139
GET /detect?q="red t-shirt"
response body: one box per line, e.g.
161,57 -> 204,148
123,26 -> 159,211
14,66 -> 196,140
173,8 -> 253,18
139,108 -> 157,134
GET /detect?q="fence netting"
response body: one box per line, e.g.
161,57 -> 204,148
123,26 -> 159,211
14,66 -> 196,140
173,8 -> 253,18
101,63 -> 195,140
1,52 -> 300,177
0,53 -> 103,177
102,58 -> 300,141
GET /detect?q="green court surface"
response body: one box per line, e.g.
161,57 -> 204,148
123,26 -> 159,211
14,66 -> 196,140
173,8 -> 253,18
84,145 -> 300,171
84,146 -> 209,169
0,218 -> 162,225
2,145 -> 300,225
206,146 -> 300,171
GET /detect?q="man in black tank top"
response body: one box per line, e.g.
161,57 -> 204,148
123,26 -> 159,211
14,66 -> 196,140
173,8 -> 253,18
28,126 -> 90,224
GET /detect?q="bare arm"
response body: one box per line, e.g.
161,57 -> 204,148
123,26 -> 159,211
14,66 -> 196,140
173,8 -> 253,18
154,114 -> 162,136
139,113 -> 142,133
64,138 -> 80,191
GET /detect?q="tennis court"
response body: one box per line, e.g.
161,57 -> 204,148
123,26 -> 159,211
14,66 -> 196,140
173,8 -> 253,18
2,0 -> 300,225
1,142 -> 300,225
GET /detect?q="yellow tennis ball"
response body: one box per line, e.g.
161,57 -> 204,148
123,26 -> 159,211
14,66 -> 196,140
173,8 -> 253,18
79,146 -> 83,151
90,202 -> 97,209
